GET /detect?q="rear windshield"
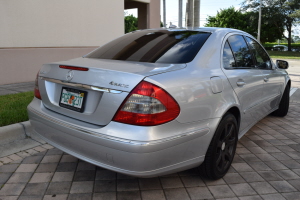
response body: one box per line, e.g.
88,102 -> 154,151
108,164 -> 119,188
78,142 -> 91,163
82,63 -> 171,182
85,30 -> 211,63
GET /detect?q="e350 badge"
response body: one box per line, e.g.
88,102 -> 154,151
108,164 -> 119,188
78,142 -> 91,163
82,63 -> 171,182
109,81 -> 129,88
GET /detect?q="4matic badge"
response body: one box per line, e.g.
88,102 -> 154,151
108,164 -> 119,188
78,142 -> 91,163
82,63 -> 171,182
109,81 -> 129,88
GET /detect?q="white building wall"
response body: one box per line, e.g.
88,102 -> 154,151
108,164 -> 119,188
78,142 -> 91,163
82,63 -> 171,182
0,0 -> 124,48
0,0 -> 125,85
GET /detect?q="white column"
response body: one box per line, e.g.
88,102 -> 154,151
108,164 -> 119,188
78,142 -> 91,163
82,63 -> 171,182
179,0 -> 183,28
194,0 -> 200,27
163,0 -> 166,27
186,0 -> 194,28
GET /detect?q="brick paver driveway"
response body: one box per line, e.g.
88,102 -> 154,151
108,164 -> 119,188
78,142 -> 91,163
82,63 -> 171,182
0,102 -> 300,200
0,59 -> 300,199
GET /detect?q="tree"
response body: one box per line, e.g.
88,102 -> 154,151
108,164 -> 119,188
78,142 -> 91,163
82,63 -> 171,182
243,11 -> 284,43
124,14 -> 138,33
241,0 -> 300,51
290,9 -> 300,18
205,7 -> 283,43
205,7 -> 248,30
292,35 -> 300,43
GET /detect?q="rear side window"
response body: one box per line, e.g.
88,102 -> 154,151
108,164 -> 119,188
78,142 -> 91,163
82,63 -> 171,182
245,37 -> 272,69
85,30 -> 211,64
223,41 -> 236,69
227,35 -> 254,68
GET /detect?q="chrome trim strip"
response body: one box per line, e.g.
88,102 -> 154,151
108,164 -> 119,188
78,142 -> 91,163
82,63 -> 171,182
243,93 -> 280,114
239,105 -> 278,139
243,101 -> 261,114
129,127 -> 210,146
40,77 -> 123,94
28,105 -> 210,146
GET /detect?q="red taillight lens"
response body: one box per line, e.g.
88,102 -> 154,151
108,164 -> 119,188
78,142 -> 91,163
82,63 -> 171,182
113,81 -> 180,126
34,71 -> 42,100
59,65 -> 89,71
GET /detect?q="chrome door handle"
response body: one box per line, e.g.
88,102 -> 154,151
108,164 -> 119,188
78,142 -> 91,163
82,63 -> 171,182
264,77 -> 269,82
236,81 -> 245,86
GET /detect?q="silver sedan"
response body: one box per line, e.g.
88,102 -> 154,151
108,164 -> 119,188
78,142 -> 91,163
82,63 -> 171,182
28,28 -> 290,179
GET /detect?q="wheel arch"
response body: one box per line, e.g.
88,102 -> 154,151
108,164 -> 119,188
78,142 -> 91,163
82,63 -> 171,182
211,105 -> 241,140
287,79 -> 291,89
223,106 -> 241,131
200,105 -> 240,179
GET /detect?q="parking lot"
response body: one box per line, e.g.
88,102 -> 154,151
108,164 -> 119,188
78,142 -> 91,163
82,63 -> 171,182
0,59 -> 300,200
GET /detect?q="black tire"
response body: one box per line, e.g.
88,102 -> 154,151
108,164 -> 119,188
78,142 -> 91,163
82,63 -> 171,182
200,113 -> 238,180
272,84 -> 290,117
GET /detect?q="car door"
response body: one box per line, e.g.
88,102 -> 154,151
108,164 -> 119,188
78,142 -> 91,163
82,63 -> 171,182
245,37 -> 284,114
221,34 -> 265,132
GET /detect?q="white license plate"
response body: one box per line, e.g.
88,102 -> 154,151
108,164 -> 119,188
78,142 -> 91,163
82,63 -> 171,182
59,87 -> 87,112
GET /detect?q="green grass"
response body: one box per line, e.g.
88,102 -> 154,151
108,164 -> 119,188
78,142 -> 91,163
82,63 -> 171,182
0,91 -> 34,127
267,50 -> 300,60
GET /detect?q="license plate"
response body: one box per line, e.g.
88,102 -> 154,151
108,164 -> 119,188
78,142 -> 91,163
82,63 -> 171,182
59,87 -> 87,112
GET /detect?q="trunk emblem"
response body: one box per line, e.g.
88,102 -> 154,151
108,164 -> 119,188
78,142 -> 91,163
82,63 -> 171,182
109,81 -> 129,88
66,70 -> 74,82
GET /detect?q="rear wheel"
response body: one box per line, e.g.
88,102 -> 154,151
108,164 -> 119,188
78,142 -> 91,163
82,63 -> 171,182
200,113 -> 238,180
272,84 -> 290,117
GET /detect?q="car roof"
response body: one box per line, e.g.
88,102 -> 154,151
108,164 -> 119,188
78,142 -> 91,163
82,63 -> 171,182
145,27 -> 245,34
140,27 -> 251,39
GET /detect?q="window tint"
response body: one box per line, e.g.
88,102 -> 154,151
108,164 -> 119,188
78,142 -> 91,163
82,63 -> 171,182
85,30 -> 211,64
227,35 -> 254,68
223,41 -> 236,69
245,37 -> 272,69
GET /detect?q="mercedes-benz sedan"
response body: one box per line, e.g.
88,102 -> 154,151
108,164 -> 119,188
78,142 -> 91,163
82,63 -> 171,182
28,28 -> 290,179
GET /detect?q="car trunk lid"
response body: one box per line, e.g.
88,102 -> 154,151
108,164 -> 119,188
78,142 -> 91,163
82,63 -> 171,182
38,57 -> 186,126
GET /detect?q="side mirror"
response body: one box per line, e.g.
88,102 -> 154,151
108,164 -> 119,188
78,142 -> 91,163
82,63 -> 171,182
276,60 -> 289,69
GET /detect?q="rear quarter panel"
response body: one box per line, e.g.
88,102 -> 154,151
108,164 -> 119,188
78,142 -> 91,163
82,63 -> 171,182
145,30 -> 241,124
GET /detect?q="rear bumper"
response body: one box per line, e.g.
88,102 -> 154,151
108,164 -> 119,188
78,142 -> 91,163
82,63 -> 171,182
28,98 -> 219,177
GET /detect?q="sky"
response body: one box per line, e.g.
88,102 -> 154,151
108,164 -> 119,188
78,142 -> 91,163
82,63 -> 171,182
126,0 -> 244,27
125,0 -> 299,37
160,0 -> 243,27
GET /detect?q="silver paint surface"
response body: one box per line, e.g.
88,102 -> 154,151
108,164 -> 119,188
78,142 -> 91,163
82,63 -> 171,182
27,27 -> 290,177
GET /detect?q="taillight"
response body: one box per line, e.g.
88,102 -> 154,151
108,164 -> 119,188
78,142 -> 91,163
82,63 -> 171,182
113,81 -> 180,126
59,65 -> 89,71
34,71 -> 42,100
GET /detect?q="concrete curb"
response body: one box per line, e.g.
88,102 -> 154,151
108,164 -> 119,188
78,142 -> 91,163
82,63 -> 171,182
0,123 -> 26,145
0,121 -> 46,145
0,121 -> 46,158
